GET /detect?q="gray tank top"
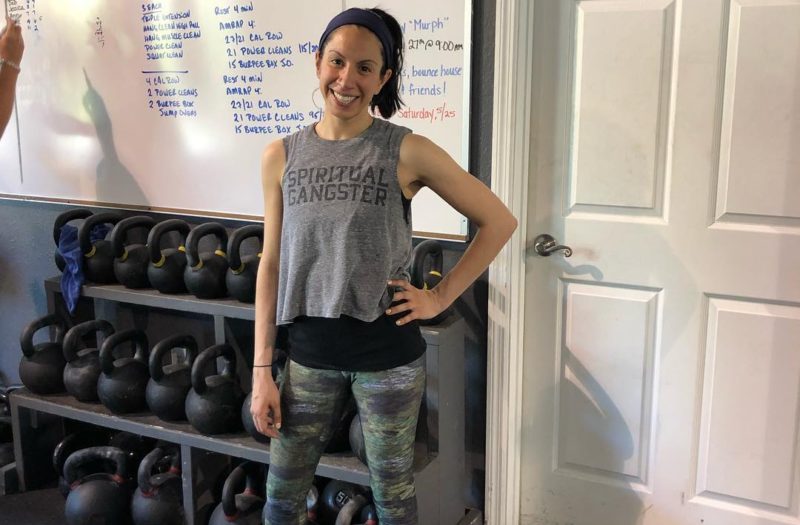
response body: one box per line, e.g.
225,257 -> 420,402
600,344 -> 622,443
276,118 -> 413,325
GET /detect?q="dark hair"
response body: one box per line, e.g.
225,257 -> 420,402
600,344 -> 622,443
319,7 -> 405,118
367,8 -> 404,118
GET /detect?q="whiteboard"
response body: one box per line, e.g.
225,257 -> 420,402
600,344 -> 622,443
1,0 -> 471,240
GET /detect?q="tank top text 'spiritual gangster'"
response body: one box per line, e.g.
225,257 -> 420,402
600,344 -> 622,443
277,118 -> 413,325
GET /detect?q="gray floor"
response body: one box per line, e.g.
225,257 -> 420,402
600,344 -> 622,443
0,487 -> 65,525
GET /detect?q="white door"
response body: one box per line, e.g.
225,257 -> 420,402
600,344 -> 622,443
520,1 -> 800,524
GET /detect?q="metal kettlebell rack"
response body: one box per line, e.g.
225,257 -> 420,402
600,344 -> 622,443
9,277 -> 469,524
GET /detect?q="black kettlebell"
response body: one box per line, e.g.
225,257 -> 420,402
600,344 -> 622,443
226,224 -> 263,303
97,329 -> 150,414
63,320 -> 115,402
410,239 -> 450,325
241,391 -> 270,444
209,462 -> 265,525
319,479 -> 366,525
131,446 -> 185,525
348,413 -> 367,467
54,208 -> 93,272
335,493 -> 371,525
146,334 -> 198,422
63,446 -> 133,525
184,222 -> 229,299
110,216 -> 156,289
147,219 -> 190,294
79,211 -> 124,284
53,430 -> 112,498
19,313 -> 69,394
185,344 -> 244,435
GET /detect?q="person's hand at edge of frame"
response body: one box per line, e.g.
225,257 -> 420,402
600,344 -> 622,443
0,16 -> 24,68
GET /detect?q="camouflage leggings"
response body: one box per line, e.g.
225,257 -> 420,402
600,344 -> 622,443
264,355 -> 426,525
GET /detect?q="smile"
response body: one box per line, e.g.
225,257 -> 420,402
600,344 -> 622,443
332,91 -> 358,105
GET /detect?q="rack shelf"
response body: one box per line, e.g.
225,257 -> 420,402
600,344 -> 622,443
11,278 -> 467,524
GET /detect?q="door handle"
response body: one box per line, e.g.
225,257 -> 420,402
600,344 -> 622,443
533,234 -> 572,257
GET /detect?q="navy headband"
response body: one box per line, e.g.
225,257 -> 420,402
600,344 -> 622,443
318,8 -> 394,69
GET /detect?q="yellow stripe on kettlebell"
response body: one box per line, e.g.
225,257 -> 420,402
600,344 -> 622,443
85,245 -> 97,258
429,271 -> 442,277
215,249 -> 227,258
257,252 -> 262,258
120,250 -> 129,262
233,264 -> 245,275
178,245 -> 186,252
423,283 -> 429,290
153,254 -> 166,268
192,260 -> 204,270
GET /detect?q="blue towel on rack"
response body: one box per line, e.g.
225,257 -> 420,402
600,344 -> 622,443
58,224 -> 110,313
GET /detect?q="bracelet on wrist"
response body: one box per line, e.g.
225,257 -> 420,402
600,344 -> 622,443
253,363 -> 273,368
0,58 -> 21,72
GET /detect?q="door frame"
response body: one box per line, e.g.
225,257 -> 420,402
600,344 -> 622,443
485,0 -> 534,523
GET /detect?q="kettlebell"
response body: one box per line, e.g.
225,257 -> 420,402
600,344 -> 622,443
184,222 -> 229,299
63,446 -> 133,525
348,413 -> 367,467
97,329 -> 150,414
335,493 -> 371,525
241,391 -> 270,444
53,430 -> 111,498
79,211 -> 124,284
209,462 -> 264,525
226,224 -> 263,303
185,343 -> 244,435
63,319 -> 115,402
131,446 -> 185,525
146,334 -> 198,422
410,239 -> 450,325
147,219 -> 190,294
319,479 -> 366,525
110,216 -> 156,289
54,208 -> 93,272
19,313 -> 69,394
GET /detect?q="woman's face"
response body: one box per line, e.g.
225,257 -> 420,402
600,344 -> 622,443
316,25 -> 392,121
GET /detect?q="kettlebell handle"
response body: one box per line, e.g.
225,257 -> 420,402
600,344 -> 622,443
227,224 -> 263,272
20,313 -> 68,358
63,446 -> 128,485
110,216 -> 156,259
191,343 -> 236,394
410,239 -> 443,289
147,219 -> 191,264
78,212 -> 123,256
62,319 -> 115,363
52,433 -> 81,474
99,329 -> 149,375
221,462 -> 262,518
149,334 -> 198,382
137,446 -> 180,494
184,222 -> 229,268
335,494 -> 369,525
53,208 -> 92,245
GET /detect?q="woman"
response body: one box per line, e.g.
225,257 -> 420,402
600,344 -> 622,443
251,7 -> 516,524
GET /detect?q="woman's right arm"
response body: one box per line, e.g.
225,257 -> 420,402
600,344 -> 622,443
250,139 -> 285,439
